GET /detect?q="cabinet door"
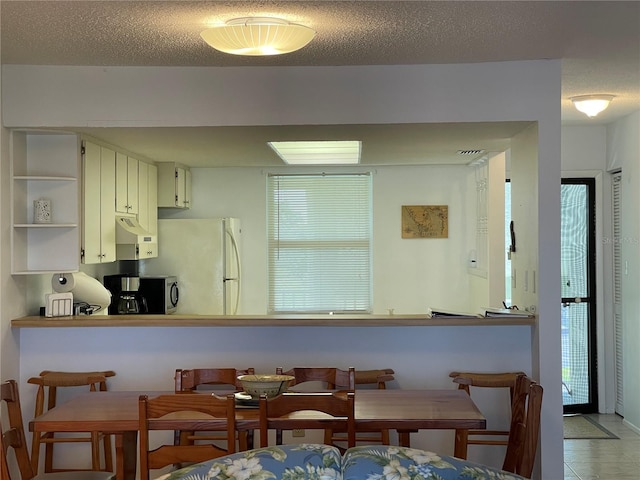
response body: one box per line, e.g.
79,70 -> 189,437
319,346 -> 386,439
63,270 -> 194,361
147,163 -> 158,236
116,153 -> 139,214
127,156 -> 139,213
100,147 -> 116,262
115,152 -> 129,213
82,142 -> 103,264
176,166 -> 186,207
137,161 -> 158,237
184,168 -> 192,209
138,161 -> 150,231
156,162 -> 189,209
82,143 -> 116,264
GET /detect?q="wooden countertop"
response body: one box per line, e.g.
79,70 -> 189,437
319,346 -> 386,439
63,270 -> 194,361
11,313 -> 536,328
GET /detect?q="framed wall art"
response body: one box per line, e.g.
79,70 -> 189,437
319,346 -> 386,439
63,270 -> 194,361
401,205 -> 448,238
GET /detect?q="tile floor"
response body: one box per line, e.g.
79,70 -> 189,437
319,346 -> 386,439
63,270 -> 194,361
564,413 -> 640,479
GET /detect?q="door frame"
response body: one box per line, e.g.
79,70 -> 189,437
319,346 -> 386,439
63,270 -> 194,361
561,177 -> 599,414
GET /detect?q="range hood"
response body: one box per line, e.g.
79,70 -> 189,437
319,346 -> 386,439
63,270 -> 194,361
115,216 -> 157,260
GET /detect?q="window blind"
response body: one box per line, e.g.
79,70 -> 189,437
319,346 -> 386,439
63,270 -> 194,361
267,173 -> 372,313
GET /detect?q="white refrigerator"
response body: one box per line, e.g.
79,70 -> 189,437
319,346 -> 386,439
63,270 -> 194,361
140,218 -> 241,315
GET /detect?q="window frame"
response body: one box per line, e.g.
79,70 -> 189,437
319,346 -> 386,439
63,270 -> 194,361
266,172 -> 373,314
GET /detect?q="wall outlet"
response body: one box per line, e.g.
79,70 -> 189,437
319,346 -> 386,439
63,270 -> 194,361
292,429 -> 305,437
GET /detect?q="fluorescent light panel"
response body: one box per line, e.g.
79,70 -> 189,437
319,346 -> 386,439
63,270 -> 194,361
268,141 -> 361,165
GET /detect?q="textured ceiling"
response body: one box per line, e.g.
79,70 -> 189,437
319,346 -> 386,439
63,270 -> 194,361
2,1 -> 639,166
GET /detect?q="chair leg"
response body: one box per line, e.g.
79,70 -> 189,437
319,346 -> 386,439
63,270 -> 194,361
43,386 -> 58,473
454,429 -> 469,459
238,431 -> 251,451
31,385 -> 46,473
91,432 -> 101,470
44,434 -> 55,472
397,430 -> 412,447
104,435 -> 113,472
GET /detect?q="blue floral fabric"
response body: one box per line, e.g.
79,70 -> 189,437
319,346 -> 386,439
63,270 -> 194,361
159,444 -> 526,480
161,444 -> 342,480
342,446 -> 526,480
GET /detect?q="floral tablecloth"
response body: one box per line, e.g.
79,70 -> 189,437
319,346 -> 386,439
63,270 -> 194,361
153,443 -> 526,480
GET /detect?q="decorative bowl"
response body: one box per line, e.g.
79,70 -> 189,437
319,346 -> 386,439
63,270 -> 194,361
237,374 -> 295,399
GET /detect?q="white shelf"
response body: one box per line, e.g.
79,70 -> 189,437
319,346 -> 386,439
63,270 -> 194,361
14,224 -> 78,228
10,130 -> 81,274
14,175 -> 76,181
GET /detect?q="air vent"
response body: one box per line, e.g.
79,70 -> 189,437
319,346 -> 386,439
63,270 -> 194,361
457,149 -> 485,156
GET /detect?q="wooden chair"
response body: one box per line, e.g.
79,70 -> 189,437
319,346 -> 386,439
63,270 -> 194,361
449,371 -> 526,459
174,367 -> 254,392
275,367 -> 355,445
28,370 -> 116,474
1,379 -> 115,480
502,374 -> 543,478
259,391 -> 356,448
138,393 -> 236,480
174,367 -> 254,450
325,368 -> 395,448
275,367 -> 355,391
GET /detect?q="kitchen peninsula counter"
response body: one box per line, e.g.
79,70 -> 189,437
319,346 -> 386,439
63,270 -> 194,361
11,313 -> 536,328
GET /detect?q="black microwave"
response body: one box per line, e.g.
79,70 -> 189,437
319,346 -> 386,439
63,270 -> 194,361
139,276 -> 179,314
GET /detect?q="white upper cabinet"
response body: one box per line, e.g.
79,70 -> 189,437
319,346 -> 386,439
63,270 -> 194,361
82,141 -> 116,264
157,162 -> 191,208
10,130 -> 80,274
116,160 -> 158,260
115,152 -> 139,214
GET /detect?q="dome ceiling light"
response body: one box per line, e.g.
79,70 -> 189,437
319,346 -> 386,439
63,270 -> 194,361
570,94 -> 615,118
200,17 -> 316,56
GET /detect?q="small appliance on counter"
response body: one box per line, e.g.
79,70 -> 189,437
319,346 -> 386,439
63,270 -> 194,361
139,276 -> 179,314
52,272 -> 111,315
103,274 -> 148,315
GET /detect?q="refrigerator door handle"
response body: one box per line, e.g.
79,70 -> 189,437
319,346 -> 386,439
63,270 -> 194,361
226,228 -> 241,314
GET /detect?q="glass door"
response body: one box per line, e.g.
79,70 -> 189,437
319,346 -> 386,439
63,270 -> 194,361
561,178 -> 597,413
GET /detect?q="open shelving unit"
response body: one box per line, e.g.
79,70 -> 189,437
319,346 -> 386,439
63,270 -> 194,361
10,130 -> 81,274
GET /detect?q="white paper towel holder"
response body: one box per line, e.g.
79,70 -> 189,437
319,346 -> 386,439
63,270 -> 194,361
51,272 -> 111,315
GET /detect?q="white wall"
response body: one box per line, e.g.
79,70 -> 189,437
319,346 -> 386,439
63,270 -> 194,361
2,60 -> 563,478
18,325 -> 533,470
560,125 -> 612,413
157,164 -> 481,315
0,126 -> 27,383
609,112 -> 640,431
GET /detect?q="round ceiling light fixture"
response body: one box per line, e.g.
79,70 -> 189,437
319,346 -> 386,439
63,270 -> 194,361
201,17 -> 316,56
570,94 -> 615,118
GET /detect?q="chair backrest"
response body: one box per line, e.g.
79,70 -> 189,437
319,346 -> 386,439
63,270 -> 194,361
175,368 -> 255,392
502,374 -> 544,478
1,379 -> 34,480
259,391 -> 356,447
450,371 -> 526,396
27,370 -> 116,474
276,367 -> 355,390
448,370 -> 528,461
138,393 -> 236,480
354,368 -> 395,389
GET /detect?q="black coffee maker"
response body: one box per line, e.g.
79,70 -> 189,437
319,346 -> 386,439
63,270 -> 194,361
103,274 -> 148,314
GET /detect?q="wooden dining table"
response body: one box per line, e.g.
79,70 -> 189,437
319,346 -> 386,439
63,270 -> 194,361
29,389 -> 485,480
